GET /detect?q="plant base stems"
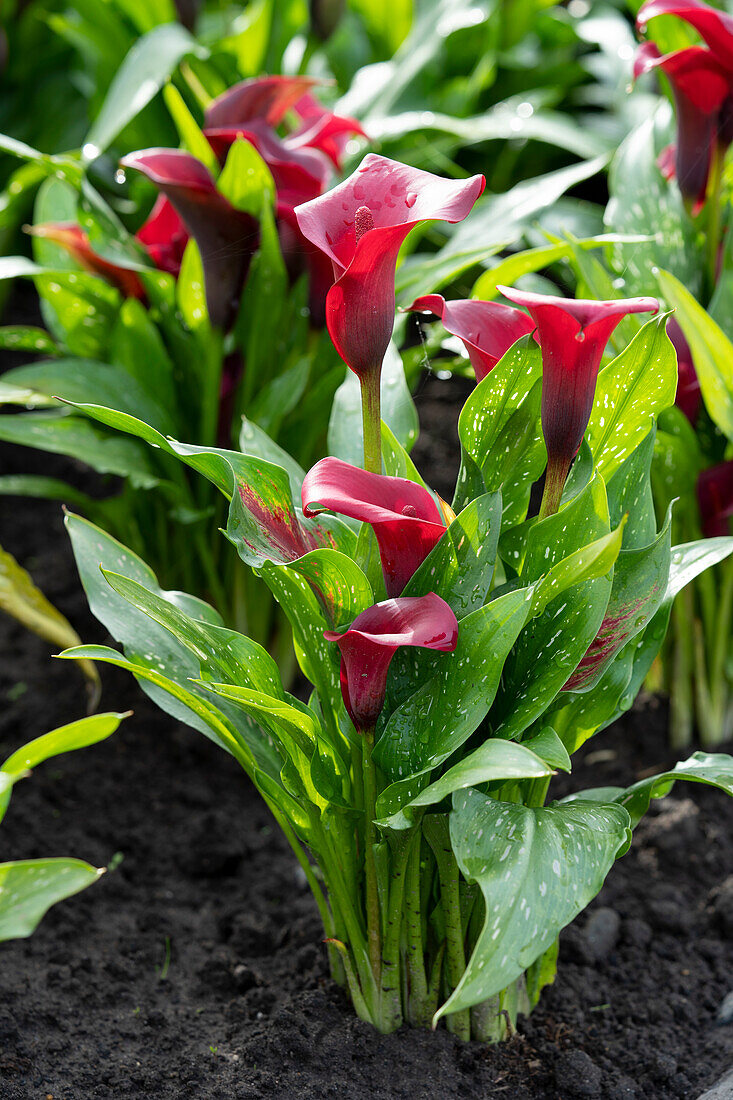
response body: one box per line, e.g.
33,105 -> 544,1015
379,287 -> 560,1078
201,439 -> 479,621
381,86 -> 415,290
361,726 -> 382,985
538,455 -> 572,520
404,834 -> 431,1027
360,372 -> 382,474
424,816 -> 470,1041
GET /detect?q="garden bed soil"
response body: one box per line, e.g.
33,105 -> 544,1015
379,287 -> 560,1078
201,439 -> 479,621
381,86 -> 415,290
1,362 -> 733,1099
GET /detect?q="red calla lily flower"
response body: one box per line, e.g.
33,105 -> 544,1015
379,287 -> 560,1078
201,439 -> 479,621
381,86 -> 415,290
205,122 -> 330,206
325,593 -> 458,730
667,317 -> 702,422
633,41 -> 733,211
638,0 -> 733,70
407,293 -> 535,381
204,75 -> 319,130
120,149 -> 260,330
27,223 -> 146,299
294,154 -> 485,382
302,457 -> 446,597
496,286 -> 659,515
697,461 -> 733,537
135,195 -> 189,277
287,92 -> 366,169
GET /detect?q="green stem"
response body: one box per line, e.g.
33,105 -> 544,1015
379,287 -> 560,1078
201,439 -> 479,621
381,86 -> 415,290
404,832 -> 430,1027
424,816 -> 470,1041
325,938 -> 372,1022
379,829 -> 415,1032
709,557 -> 733,743
360,372 -> 382,474
706,141 -> 725,299
538,455 -> 572,520
361,726 -> 382,983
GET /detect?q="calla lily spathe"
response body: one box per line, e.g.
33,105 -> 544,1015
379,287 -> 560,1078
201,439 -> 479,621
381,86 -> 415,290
325,594 -> 458,730
302,457 -> 446,596
407,294 -> 535,381
295,155 -> 485,381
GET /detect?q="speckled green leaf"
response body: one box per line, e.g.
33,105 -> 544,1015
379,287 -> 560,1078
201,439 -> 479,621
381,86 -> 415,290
374,586 -> 534,785
655,270 -> 733,443
455,341 -> 544,521
435,792 -> 631,1019
587,315 -> 676,481
375,739 -> 552,830
605,106 -> 702,299
401,492 -> 502,618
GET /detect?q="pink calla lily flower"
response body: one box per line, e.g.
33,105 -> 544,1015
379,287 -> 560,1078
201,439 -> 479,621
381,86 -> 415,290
496,286 -> 659,515
697,461 -> 733,537
302,457 -> 446,596
633,41 -> 733,211
27,223 -> 146,300
120,149 -> 260,330
407,293 -> 535,381
294,154 -> 485,382
325,593 -> 458,730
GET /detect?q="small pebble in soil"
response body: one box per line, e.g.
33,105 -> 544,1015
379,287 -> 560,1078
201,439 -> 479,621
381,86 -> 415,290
554,1050 -> 602,1098
583,907 -> 621,962
646,897 -> 694,935
717,990 -> 733,1026
622,917 -> 652,948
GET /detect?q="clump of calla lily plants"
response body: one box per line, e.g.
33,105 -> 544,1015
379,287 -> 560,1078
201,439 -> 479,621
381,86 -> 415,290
578,0 -> 733,748
53,152 -> 733,1041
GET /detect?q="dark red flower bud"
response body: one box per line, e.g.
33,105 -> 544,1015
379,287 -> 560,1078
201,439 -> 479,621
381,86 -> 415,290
406,293 -> 535,381
120,149 -> 260,330
634,41 -> 732,211
302,457 -> 446,596
325,594 -> 458,729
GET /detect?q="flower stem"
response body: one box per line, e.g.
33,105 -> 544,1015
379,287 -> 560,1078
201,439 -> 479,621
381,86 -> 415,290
706,142 -> 724,300
404,833 -> 430,1027
538,455 -> 572,520
361,726 -> 382,984
424,816 -> 470,1041
360,372 -> 382,474
379,829 -> 415,1032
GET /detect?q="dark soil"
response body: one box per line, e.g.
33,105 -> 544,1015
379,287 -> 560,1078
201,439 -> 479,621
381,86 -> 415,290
1,361 -> 732,1099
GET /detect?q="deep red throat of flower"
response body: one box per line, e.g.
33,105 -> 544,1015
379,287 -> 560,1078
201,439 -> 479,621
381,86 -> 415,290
27,223 -> 147,300
294,154 -> 485,379
407,294 -> 535,381
637,0 -> 733,71
633,41 -> 733,211
697,461 -> 733,537
120,148 -> 260,330
496,286 -> 659,475
325,593 -> 458,730
302,456 -> 447,596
